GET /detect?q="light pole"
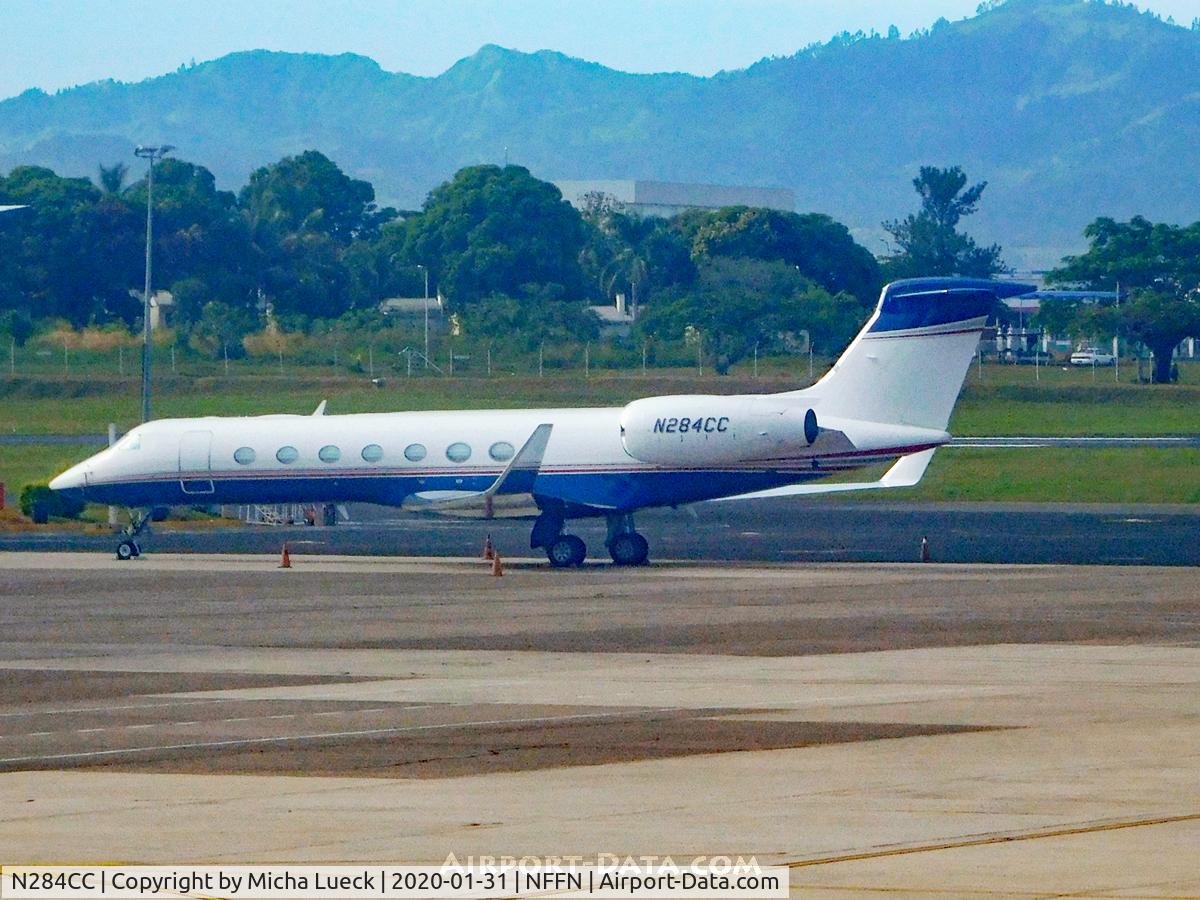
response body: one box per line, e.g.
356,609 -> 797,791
416,264 -> 429,368
134,144 -> 173,422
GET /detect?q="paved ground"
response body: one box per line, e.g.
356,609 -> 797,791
5,498 -> 1200,565
1,553 -> 1199,897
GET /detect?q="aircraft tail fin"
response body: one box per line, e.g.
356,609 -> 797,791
788,278 -> 1033,431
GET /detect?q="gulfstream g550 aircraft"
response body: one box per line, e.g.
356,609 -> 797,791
50,278 -> 1030,565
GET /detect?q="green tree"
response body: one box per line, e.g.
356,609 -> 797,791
342,218 -> 427,309
263,229 -> 354,320
460,293 -> 600,352
882,165 -> 1005,279
187,300 -> 257,359
0,309 -> 34,345
1121,289 -> 1200,383
1033,297 -> 1086,341
639,258 -> 866,372
239,151 -> 396,319
399,165 -> 588,306
239,150 -> 387,244
0,165 -> 142,326
1050,216 -> 1200,293
579,201 -> 695,306
679,206 -> 881,304
126,158 -> 258,321
1048,216 -> 1200,383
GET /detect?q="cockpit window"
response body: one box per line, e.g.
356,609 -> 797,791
115,433 -> 141,451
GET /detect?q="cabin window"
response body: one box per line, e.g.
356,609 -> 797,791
489,441 -> 515,462
318,445 -> 341,463
361,444 -> 383,462
276,446 -> 299,464
116,434 -> 141,451
404,443 -> 427,462
446,442 -> 471,463
233,447 -> 256,465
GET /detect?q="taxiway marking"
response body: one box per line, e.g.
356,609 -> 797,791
0,706 -> 426,741
0,707 -> 684,765
787,812 -> 1200,868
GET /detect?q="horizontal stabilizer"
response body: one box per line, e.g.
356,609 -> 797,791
403,491 -> 541,519
711,448 -> 936,502
402,423 -> 553,517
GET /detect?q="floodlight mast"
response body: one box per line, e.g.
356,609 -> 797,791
417,264 -> 429,368
134,144 -> 174,423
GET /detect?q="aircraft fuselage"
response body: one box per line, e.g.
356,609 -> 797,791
50,404 -> 935,516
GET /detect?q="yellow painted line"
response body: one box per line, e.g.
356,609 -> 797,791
787,812 -> 1200,868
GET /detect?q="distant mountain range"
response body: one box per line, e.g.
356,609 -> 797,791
2,0 -> 1199,268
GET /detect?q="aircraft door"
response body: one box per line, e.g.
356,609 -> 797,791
179,430 -> 215,495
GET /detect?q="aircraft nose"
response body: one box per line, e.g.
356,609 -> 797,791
49,463 -> 87,493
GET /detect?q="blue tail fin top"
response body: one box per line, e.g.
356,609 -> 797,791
869,278 -> 1035,334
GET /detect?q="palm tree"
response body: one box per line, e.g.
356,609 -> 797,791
601,250 -> 647,313
97,162 -> 128,195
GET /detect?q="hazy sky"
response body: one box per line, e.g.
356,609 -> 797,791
2,0 -> 1198,100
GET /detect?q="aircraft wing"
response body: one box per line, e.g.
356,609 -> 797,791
402,423 -> 553,517
711,448 -> 936,502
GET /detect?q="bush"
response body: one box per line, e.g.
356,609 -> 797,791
19,483 -> 86,520
243,328 -> 307,359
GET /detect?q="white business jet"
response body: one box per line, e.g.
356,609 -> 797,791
50,277 -> 1030,564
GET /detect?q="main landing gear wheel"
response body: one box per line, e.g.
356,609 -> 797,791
116,540 -> 140,561
608,532 -> 649,566
605,512 -> 650,567
547,535 -> 587,568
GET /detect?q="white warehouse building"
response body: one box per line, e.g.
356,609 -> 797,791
554,179 -> 795,218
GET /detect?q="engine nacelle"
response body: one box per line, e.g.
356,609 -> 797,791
620,395 -> 821,465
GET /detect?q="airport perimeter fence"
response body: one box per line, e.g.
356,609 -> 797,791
4,329 -> 1196,388
0,330 -> 824,383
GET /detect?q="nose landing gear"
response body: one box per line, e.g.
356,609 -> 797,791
115,510 -> 151,561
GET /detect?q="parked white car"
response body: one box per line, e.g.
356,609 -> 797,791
1070,349 -> 1116,367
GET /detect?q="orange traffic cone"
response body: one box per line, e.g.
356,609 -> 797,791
491,551 -> 503,577
482,533 -> 494,560
279,543 -> 292,568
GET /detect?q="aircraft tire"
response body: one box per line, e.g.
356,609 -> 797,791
608,532 -> 649,566
547,535 -> 586,568
116,540 -> 138,561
